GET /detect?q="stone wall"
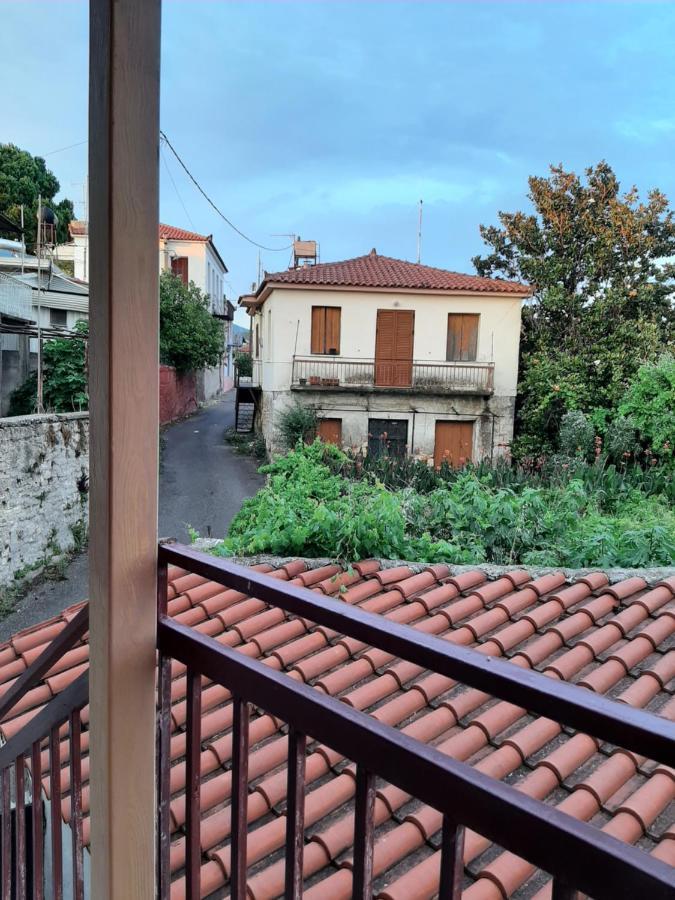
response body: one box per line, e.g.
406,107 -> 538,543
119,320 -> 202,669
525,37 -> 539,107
0,412 -> 89,586
159,365 -> 198,425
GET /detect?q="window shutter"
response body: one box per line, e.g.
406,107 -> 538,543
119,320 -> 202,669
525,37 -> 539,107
447,314 -> 479,361
325,307 -> 341,354
311,307 -> 325,354
171,256 -> 188,285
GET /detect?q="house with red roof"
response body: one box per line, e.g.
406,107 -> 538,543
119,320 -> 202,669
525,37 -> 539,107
240,249 -> 531,461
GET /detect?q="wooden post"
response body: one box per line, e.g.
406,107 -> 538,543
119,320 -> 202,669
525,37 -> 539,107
88,0 -> 161,896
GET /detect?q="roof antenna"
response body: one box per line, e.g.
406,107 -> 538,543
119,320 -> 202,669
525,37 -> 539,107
416,199 -> 423,264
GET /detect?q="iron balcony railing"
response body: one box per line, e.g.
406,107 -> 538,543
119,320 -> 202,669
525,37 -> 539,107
157,543 -> 675,900
291,355 -> 495,394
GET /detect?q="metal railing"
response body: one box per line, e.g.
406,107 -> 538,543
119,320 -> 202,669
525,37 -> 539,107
156,543 -> 675,900
0,605 -> 89,900
291,355 -> 495,394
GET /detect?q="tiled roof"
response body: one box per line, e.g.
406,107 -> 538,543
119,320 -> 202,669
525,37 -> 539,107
68,220 -> 88,236
1,561 -> 674,898
262,252 -> 530,295
159,224 -> 210,242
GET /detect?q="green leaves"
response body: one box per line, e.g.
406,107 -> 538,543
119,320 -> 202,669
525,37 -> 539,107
159,272 -> 223,373
213,443 -> 674,567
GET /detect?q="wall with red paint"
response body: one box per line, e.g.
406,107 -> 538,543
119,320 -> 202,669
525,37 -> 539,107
159,365 -> 198,425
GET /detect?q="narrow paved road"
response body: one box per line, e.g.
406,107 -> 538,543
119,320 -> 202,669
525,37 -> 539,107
0,392 -> 264,641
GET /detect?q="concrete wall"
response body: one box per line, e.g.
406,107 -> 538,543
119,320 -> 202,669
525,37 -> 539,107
159,365 -> 198,425
197,365 -> 224,403
0,331 -> 32,417
0,413 -> 89,586
256,287 -> 522,396
260,389 -> 515,460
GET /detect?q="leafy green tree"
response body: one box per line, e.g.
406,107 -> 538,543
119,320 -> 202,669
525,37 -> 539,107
160,271 -> 224,373
619,354 -> 675,459
0,144 -> 74,247
473,162 -> 675,455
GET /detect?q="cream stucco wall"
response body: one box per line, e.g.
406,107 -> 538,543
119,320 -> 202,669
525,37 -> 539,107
158,240 -> 226,313
253,286 -> 522,395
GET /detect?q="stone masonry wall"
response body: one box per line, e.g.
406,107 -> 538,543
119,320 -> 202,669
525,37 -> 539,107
0,413 -> 89,587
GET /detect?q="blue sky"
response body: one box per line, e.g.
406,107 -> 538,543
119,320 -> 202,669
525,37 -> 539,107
3,1 -> 675,323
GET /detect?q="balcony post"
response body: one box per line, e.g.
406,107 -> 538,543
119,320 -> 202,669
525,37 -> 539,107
88,0 -> 161,896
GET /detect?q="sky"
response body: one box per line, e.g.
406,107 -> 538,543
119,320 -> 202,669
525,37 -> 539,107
2,1 -> 675,325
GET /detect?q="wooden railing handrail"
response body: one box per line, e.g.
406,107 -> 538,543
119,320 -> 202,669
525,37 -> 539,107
158,612 -> 675,900
0,604 -> 89,725
158,543 -> 675,768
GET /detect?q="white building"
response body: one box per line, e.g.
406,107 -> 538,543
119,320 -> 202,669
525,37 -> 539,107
242,250 -> 530,463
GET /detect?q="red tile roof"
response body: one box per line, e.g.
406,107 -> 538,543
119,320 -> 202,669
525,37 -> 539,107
262,251 -> 530,295
68,220 -> 88,236
1,561 -> 674,898
159,224 -> 210,242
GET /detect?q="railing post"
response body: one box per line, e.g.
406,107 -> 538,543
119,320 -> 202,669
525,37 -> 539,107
88,0 -> 161,897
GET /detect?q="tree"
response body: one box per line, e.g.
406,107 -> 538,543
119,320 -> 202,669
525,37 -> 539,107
473,162 -> 675,455
619,354 -> 674,459
160,271 -> 224,373
0,144 -> 74,247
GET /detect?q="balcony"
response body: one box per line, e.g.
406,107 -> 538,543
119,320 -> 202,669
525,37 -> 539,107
291,355 -> 495,395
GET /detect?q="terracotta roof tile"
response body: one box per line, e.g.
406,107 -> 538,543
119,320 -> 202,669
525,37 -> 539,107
262,252 -> 530,295
158,223 -> 209,242
0,562 -> 673,895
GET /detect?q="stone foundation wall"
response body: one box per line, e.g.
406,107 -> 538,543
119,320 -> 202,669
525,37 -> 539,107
260,389 -> 516,460
0,412 -> 89,587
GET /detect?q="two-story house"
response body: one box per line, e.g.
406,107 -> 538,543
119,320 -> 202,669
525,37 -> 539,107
242,249 -> 530,463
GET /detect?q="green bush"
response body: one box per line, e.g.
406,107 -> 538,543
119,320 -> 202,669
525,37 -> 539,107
160,271 -> 223,373
213,442 -> 675,567
277,402 -> 318,449
234,350 -> 253,378
559,410 -> 595,459
619,354 -> 674,459
8,321 -> 88,414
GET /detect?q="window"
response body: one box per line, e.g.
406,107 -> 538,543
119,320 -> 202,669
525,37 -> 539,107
447,313 -> 479,361
50,308 -> 68,327
317,418 -> 342,446
368,418 -> 408,458
311,306 -> 341,355
171,256 -> 188,285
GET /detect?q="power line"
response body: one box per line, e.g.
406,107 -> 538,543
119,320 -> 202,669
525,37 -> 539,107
161,143 -> 195,229
43,139 -> 88,156
160,130 -> 293,252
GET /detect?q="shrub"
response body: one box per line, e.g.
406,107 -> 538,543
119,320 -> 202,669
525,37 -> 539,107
213,443 -> 675,567
559,410 -> 595,459
234,350 -> 253,378
619,354 -> 675,459
160,271 -> 223,373
8,321 -> 88,414
604,416 -> 639,463
277,402 -> 318,449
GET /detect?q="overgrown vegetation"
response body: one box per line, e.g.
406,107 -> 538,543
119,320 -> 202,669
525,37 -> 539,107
224,428 -> 267,461
8,321 -> 88,415
213,442 -> 674,568
160,271 -> 224,373
277,401 -> 318,448
234,350 -> 253,378
474,162 -> 674,457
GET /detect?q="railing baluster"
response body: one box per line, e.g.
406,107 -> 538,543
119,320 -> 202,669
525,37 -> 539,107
156,558 -> 172,900
284,728 -> 306,899
16,754 -> 26,900
69,711 -> 84,900
1,767 -> 10,899
230,696 -> 249,900
552,877 -> 578,900
438,816 -> 464,898
352,766 -> 375,900
31,740 -> 43,900
185,667 -> 202,900
49,726 -> 63,900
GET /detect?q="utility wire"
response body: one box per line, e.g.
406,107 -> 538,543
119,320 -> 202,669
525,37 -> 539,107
160,130 -> 293,252
161,143 -> 195,229
44,139 -> 88,156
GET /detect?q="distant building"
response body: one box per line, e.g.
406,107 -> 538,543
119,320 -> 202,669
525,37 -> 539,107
241,249 -> 530,461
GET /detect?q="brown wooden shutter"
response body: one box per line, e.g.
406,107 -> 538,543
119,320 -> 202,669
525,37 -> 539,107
447,314 -> 479,361
311,307 -> 325,354
325,307 -> 341,354
375,310 -> 414,386
434,421 -> 474,469
171,256 -> 189,285
317,418 -> 342,445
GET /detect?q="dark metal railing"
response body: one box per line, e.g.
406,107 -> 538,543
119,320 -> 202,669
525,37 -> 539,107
0,605 -> 89,900
291,355 -> 495,394
156,543 -> 675,900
